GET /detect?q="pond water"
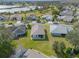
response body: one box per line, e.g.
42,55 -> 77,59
0,5 -> 36,13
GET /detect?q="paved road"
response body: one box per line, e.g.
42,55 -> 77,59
23,49 -> 48,58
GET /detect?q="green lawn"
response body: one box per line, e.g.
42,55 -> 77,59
0,21 -> 16,24
11,23 -> 73,56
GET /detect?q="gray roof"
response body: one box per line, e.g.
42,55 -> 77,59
31,23 -> 45,35
10,14 -> 22,21
27,14 -> 37,20
50,23 -> 73,34
58,16 -> 73,22
60,10 -> 73,16
42,14 -> 52,20
23,49 -> 47,58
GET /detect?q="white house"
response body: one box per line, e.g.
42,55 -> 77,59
0,23 -> 5,28
57,15 -> 74,22
31,23 -> 45,39
10,14 -> 22,21
60,9 -> 73,16
26,14 -> 37,21
42,14 -> 53,21
0,16 -> 7,21
50,23 -> 73,36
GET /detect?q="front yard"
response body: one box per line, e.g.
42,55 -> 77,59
11,23 -> 73,57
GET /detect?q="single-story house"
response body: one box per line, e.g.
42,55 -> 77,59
29,6 -> 36,10
62,6 -> 75,11
62,6 -> 72,11
5,24 -> 13,28
60,9 -> 73,16
42,14 -> 53,21
50,23 -> 73,36
75,11 -> 79,16
31,21 -> 37,25
10,45 -> 26,58
6,21 -> 26,38
0,16 -> 7,21
0,23 -> 5,28
57,15 -> 74,22
26,14 -> 37,21
31,23 -> 45,39
48,21 -> 53,24
76,16 -> 79,20
10,14 -> 22,21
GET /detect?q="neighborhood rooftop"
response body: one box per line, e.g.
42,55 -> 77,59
31,23 -> 45,35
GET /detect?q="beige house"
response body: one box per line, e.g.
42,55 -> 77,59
31,23 -> 45,40
10,14 -> 22,21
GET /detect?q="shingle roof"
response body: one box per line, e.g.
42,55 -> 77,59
60,10 -> 73,16
42,14 -> 52,20
50,23 -> 73,34
58,15 -> 73,22
31,23 -> 45,35
10,14 -> 22,20
50,24 -> 67,34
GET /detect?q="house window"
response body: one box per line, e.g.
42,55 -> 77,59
38,35 -> 43,38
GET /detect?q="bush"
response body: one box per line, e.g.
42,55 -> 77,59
65,48 -> 74,57
73,48 -> 79,55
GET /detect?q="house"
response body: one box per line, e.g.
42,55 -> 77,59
6,21 -> 26,38
0,23 -> 5,29
57,15 -> 74,22
10,14 -> 22,21
31,21 -> 37,25
26,14 -> 37,21
42,14 -> 53,21
5,24 -> 13,28
10,45 -> 26,58
13,21 -> 26,38
60,9 -> 73,16
62,5 -> 75,11
50,23 -> 73,36
48,21 -> 53,24
36,6 -> 44,10
31,23 -> 45,39
29,6 -> 36,10
0,16 -> 6,21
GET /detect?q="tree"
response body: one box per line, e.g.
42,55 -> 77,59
51,6 -> 60,21
53,41 -> 74,58
66,22 -> 79,48
0,29 -> 14,57
53,41 -> 66,57
27,24 -> 31,29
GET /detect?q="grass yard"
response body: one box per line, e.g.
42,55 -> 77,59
1,21 -> 16,24
11,23 -> 73,57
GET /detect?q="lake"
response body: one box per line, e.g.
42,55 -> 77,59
0,5 -> 37,13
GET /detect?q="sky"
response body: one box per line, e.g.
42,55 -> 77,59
0,0 -> 62,1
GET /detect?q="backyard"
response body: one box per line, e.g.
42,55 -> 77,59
11,23 -> 73,57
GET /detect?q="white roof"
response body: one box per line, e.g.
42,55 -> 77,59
60,10 -> 73,16
48,21 -> 53,24
10,14 -> 22,21
31,21 -> 37,25
14,21 -> 25,26
5,24 -> 13,28
50,24 -> 73,34
42,14 -> 52,20
58,15 -> 74,22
